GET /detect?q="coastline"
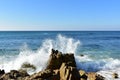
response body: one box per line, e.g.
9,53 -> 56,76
0,49 -> 118,80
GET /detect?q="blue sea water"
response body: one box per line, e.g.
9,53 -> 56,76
0,31 -> 120,59
0,31 -> 120,79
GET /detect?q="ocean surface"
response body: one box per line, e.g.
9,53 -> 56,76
0,31 -> 120,79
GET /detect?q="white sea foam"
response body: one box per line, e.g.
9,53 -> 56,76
0,34 -> 120,80
76,56 -> 120,80
0,34 -> 80,74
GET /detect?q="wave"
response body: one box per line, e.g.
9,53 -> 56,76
0,34 -> 120,79
0,34 -> 80,74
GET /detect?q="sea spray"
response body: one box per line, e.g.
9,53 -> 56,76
0,34 -> 120,79
0,34 -> 80,73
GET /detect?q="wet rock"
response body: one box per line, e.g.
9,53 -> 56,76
112,73 -> 118,79
0,70 -> 29,80
80,54 -> 84,57
79,70 -> 87,80
46,49 -> 76,70
21,62 -> 36,71
0,69 -> 5,77
0,70 -> 5,74
87,72 -> 104,80
46,49 -> 63,69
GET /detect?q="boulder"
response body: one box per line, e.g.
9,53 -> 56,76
112,73 -> 118,79
60,63 -> 80,80
0,69 -> 5,74
46,49 -> 76,70
0,70 -> 29,80
46,49 -> 63,69
0,69 -> 5,77
21,62 -> 36,71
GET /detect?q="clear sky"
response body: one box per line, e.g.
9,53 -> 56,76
0,0 -> 120,31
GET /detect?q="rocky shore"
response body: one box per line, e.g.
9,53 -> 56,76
0,49 -> 118,80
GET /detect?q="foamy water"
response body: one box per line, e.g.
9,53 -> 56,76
0,34 -> 80,73
0,34 -> 120,80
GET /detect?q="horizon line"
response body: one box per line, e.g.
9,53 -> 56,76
0,30 -> 120,31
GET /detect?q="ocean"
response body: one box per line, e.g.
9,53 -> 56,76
0,31 -> 120,79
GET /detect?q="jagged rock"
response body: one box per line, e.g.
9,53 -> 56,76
112,73 -> 118,79
0,70 -> 29,80
87,72 -> 104,80
46,49 -> 76,70
0,70 -> 5,74
26,69 -> 60,80
79,70 -> 87,80
60,63 -> 80,80
0,69 -> 5,77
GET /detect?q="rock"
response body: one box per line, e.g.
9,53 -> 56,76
0,69 -> 5,77
63,54 -> 76,67
21,62 -> 36,71
87,72 -> 96,80
87,72 -> 104,80
0,70 -> 29,80
60,63 -> 80,80
46,50 -> 63,69
53,69 -> 60,75
47,74 -> 60,80
79,70 -> 87,80
0,70 -> 5,74
27,69 -> 55,80
46,49 -> 76,70
112,73 -> 118,79
18,69 -> 30,77
80,54 -> 84,57
0,73 -> 12,80
26,69 -> 60,80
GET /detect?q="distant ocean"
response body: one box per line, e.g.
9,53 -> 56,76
0,31 -> 120,79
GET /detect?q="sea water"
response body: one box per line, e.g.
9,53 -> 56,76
0,31 -> 120,79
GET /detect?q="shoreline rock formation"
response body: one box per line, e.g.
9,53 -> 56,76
0,49 -> 116,80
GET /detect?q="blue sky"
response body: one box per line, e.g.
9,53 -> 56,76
0,0 -> 120,31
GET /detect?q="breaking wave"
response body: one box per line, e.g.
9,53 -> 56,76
0,34 -> 120,79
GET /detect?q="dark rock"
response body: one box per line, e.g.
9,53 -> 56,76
46,49 -> 76,70
0,70 -> 29,80
96,74 -> 105,80
21,62 -> 36,71
46,50 -> 63,69
0,69 -> 5,77
0,70 -> 5,74
80,54 -> 84,57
